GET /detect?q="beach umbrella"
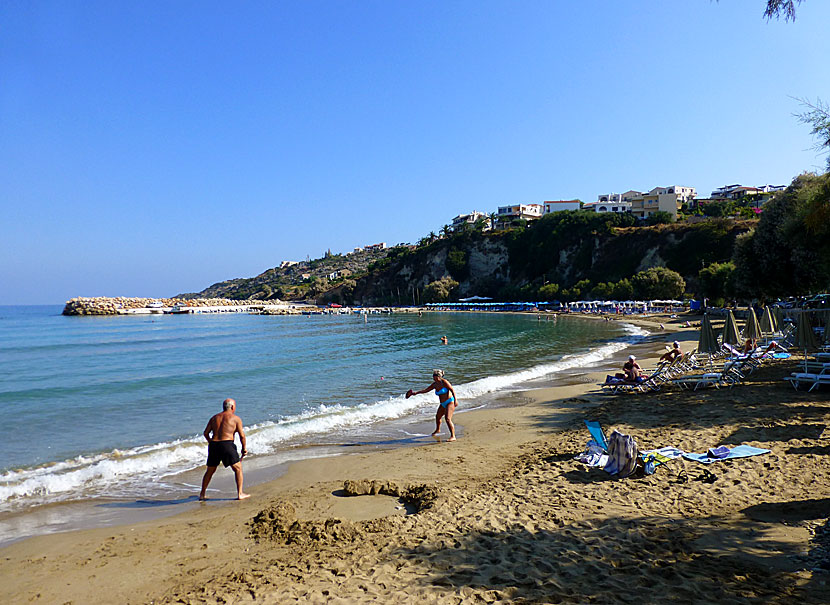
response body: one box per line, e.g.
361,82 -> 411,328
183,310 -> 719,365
721,310 -> 742,347
795,310 -> 819,355
774,307 -> 786,334
697,314 -> 720,355
760,306 -> 777,334
742,307 -> 762,342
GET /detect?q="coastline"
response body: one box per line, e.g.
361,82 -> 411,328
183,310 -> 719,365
2,313 -> 827,603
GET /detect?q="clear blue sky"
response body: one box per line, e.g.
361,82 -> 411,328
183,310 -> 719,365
2,1 -> 829,304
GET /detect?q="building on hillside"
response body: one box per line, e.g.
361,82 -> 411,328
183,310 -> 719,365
543,200 -> 581,214
279,260 -> 299,269
587,190 -> 642,213
364,242 -> 386,252
708,183 -> 786,209
327,269 -> 352,281
495,203 -> 543,228
629,186 -> 696,220
710,184 -> 761,200
597,190 -> 642,204
451,211 -> 491,230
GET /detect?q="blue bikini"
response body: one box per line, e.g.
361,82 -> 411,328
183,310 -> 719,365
436,386 -> 455,408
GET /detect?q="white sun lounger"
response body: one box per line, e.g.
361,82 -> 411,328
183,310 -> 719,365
784,371 -> 830,392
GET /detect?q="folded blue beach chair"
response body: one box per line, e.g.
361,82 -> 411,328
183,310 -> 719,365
584,420 -> 609,450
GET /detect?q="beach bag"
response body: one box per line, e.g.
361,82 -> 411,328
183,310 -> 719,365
603,430 -> 640,478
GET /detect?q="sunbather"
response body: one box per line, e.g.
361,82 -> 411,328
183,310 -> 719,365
742,338 -> 757,355
622,355 -> 644,382
660,341 -> 682,363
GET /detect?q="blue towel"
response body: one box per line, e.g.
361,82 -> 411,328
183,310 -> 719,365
681,444 -> 770,464
584,420 -> 609,451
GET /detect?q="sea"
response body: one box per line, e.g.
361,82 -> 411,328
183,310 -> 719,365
0,305 -> 648,545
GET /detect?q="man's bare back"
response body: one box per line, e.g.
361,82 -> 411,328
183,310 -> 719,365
205,410 -> 243,442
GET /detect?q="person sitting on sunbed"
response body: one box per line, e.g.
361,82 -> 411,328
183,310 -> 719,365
659,341 -> 682,363
621,355 -> 645,382
742,338 -> 757,355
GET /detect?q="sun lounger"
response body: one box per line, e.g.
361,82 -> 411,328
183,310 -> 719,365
784,370 -> 830,391
670,369 -> 740,390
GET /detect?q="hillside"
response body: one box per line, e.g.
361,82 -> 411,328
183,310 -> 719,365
177,247 -> 393,301
180,213 -> 754,306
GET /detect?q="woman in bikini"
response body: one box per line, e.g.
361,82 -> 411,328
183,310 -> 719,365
406,369 -> 458,441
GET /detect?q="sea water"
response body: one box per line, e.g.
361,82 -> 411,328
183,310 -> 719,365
0,305 -> 646,535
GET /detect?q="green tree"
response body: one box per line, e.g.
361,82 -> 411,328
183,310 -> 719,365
697,262 -> 736,302
764,1 -> 802,21
645,211 -> 674,225
446,247 -> 469,281
591,282 -> 613,300
422,277 -> 459,303
702,200 -> 735,218
610,279 -> 634,300
538,283 -> 560,301
731,173 -> 830,298
631,267 -> 686,300
795,97 -> 830,172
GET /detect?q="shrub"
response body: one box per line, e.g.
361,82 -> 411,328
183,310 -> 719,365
422,277 -> 459,303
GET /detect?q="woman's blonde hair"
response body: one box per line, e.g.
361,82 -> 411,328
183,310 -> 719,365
432,369 -> 444,378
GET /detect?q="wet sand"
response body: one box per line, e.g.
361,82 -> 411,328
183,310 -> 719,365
1,313 -> 828,603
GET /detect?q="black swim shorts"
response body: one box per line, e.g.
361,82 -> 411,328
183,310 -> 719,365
206,440 -> 240,468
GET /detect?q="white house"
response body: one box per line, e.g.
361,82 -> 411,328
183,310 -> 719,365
543,200 -> 580,214
496,204 -> 543,226
451,211 -> 490,230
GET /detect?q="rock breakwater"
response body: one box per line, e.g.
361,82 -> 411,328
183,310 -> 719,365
62,297 -> 261,316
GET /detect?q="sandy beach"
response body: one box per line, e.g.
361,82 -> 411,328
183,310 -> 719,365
1,314 -> 828,604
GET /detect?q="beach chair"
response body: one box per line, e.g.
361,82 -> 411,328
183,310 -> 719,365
585,420 -> 609,450
599,370 -> 663,394
670,365 -> 742,391
784,367 -> 830,391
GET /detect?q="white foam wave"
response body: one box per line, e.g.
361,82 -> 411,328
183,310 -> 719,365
1,324 -> 648,509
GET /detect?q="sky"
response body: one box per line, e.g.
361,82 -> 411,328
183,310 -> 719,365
2,1 -> 829,305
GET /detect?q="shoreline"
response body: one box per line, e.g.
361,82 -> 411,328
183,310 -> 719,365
0,312 -> 656,546
4,312 -> 825,603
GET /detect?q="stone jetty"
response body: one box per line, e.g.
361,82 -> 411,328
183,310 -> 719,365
62,297 -> 263,316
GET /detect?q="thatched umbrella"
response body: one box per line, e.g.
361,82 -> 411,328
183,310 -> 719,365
742,307 -> 762,343
721,309 -> 742,347
760,306 -> 777,335
698,314 -> 720,355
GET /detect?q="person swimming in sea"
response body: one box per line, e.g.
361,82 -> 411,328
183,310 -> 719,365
440,335 -> 448,345
406,369 -> 458,441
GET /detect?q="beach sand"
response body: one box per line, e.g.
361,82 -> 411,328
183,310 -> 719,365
1,314 -> 828,603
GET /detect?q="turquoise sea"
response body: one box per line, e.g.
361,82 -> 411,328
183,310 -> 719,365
0,305 -> 646,542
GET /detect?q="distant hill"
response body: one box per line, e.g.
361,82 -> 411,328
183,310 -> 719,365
176,247 -> 393,301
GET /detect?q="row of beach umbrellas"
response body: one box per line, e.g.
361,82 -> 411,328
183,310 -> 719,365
697,306 -> 829,356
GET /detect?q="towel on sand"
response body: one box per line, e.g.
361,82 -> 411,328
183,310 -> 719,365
681,444 -> 770,464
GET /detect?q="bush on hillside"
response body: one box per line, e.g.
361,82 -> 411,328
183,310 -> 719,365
422,277 -> 459,303
631,267 -> 686,300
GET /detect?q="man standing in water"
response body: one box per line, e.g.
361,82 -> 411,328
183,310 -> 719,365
199,398 -> 250,500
